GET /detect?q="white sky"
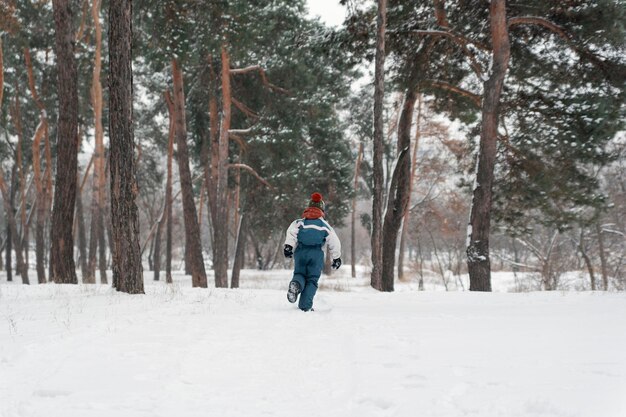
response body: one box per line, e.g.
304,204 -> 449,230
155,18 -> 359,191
306,0 -> 347,27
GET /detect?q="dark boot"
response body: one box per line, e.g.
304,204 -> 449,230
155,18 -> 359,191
287,281 -> 301,303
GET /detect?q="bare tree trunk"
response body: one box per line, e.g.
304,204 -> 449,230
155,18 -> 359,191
1,165 -> 28,282
32,117 -> 47,283
97,212 -> 107,283
595,221 -> 608,290
108,0 -> 143,293
371,0 -> 387,291
153,203 -> 165,281
213,46 -> 231,288
351,142 -> 363,278
171,58 -> 207,288
25,47 -> 49,284
164,90 -> 175,284
5,164 -> 17,281
202,57 -> 219,269
578,228 -> 596,290
1,171 -> 28,282
86,0 -> 107,284
51,0 -> 79,284
380,86 -> 416,292
75,168 -> 89,279
231,214 -> 246,288
398,95 -> 422,281
466,0 -> 510,292
10,89 -> 27,280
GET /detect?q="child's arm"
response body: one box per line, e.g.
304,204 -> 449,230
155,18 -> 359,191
284,219 -> 301,249
323,220 -> 341,260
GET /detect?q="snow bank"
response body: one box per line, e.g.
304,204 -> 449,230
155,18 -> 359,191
1,274 -> 625,417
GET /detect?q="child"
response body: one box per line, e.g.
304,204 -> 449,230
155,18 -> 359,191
284,192 -> 342,312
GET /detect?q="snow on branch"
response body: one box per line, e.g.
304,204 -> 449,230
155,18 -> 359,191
228,128 -> 253,135
228,163 -> 274,190
230,65 -> 290,95
508,16 -> 616,78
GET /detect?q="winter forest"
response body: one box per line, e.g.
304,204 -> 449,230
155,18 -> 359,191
1,0 -> 625,416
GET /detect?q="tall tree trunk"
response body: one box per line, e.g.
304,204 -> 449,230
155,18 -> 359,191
153,203 -> 165,281
466,0 -> 510,292
595,221 -> 608,290
25,47 -> 49,284
398,95 -> 422,281
371,0 -> 387,290
351,142 -> 364,278
380,87 -> 416,292
51,0 -> 79,284
212,46 -> 231,288
86,0 -> 107,284
75,168 -> 89,279
203,56 -> 219,265
231,213 -> 246,288
10,89 -> 27,280
109,0 -> 143,293
164,90 -> 175,284
32,117 -> 47,284
5,164 -> 17,281
0,171 -> 28,282
171,58 -> 207,288
579,228 -> 596,290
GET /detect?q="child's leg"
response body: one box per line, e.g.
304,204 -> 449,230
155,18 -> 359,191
290,248 -> 307,292
298,249 -> 324,311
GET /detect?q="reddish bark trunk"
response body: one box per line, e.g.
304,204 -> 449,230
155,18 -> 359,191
212,46 -> 231,288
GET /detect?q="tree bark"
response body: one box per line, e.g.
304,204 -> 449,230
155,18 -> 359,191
5,164 -> 17,281
10,90 -> 27,280
32,117 -> 47,283
51,0 -> 79,284
164,90 -> 175,284
398,95 -> 422,281
380,87 -> 416,292
75,168 -> 89,279
351,142 -> 363,278
25,47 -> 49,284
579,228 -> 596,290
171,58 -> 208,288
108,0 -> 144,293
595,221 -> 608,290
466,0 -> 510,292
0,168 -> 28,282
231,213 -> 247,288
213,46 -> 232,288
371,0 -> 387,291
153,203 -> 165,281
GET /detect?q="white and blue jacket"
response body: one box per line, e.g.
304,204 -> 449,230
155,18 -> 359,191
284,217 -> 341,259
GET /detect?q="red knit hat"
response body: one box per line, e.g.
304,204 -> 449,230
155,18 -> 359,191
308,192 -> 325,211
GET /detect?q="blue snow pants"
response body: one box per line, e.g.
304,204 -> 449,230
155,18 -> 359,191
290,244 -> 325,311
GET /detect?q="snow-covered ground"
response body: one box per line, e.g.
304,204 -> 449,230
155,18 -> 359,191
1,270 -> 625,417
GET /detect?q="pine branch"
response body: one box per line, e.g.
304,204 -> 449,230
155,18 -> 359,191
230,65 -> 290,95
422,80 -> 481,107
228,163 -> 274,190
